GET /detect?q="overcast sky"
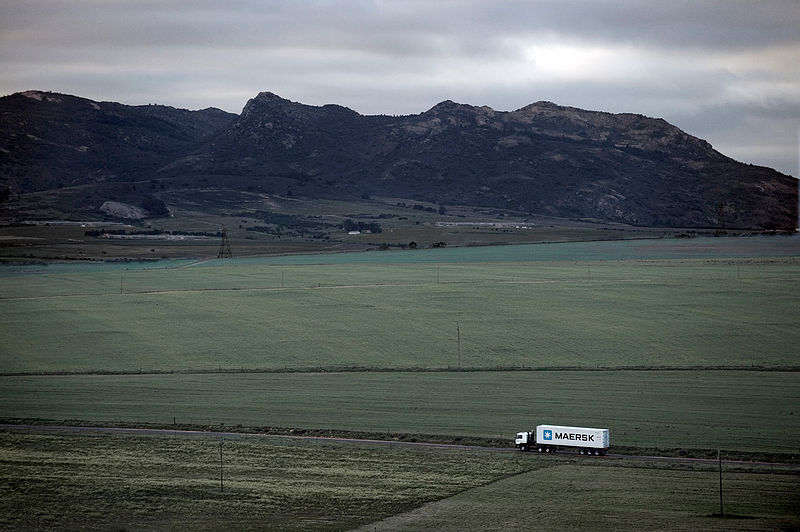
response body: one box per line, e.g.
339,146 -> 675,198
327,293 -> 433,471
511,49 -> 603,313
2,0 -> 798,176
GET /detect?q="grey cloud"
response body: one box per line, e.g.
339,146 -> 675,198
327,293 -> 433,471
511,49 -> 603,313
1,0 -> 798,175
669,99 -> 800,175
8,1 -> 794,52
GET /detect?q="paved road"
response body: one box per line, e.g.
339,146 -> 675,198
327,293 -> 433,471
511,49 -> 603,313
2,423 -> 796,469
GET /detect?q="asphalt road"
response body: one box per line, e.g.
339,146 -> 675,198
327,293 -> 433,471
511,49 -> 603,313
1,423 -> 796,469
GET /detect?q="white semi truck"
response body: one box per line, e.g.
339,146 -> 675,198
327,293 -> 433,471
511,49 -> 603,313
515,424 -> 609,455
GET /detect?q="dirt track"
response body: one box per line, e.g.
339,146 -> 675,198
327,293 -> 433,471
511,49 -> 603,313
2,423 -> 796,469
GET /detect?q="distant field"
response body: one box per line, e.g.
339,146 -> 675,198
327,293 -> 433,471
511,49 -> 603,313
0,196 -> 686,261
1,237 -> 799,373
1,371 -> 797,452
1,430 -> 796,531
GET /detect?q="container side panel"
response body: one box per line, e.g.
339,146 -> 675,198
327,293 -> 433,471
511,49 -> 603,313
536,424 -> 608,448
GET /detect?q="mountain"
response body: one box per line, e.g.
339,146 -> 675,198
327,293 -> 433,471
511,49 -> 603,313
0,91 -> 236,192
1,90 -> 796,229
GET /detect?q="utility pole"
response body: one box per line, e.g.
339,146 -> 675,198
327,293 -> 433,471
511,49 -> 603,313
715,203 -> 727,236
718,449 -> 723,516
219,439 -> 224,493
457,322 -> 462,368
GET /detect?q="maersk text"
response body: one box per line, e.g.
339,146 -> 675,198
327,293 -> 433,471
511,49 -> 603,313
555,433 -> 595,441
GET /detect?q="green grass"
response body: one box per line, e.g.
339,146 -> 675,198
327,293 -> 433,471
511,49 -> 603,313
1,237 -> 798,455
1,239 -> 799,373
1,371 -> 797,453
364,463 -> 800,531
2,237 -> 797,529
0,430 -> 535,531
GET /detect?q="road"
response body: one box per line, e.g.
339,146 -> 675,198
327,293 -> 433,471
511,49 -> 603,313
1,423 -> 796,469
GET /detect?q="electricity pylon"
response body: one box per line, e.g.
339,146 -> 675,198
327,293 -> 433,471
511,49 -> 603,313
217,226 -> 232,258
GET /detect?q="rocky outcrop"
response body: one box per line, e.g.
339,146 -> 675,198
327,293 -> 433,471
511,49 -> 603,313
99,201 -> 146,219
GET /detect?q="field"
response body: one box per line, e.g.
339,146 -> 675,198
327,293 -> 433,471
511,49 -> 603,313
1,371 -> 798,452
0,196 -> 684,262
1,236 -> 798,527
365,461 -> 800,531
0,430 -> 797,531
1,237 -> 799,373
1,237 -> 799,452
0,430 -> 534,530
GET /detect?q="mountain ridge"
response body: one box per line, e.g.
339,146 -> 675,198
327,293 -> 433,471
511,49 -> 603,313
1,90 -> 796,230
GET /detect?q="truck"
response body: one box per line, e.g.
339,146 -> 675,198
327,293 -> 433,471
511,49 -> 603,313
515,424 -> 609,455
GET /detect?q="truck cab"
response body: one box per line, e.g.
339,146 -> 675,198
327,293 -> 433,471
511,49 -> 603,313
514,431 -> 532,451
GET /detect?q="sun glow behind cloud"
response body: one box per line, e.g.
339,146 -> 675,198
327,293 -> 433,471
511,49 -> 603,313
520,41 -> 639,83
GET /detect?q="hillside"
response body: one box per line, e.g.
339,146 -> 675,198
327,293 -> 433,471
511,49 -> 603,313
0,90 -> 796,230
0,91 -> 235,192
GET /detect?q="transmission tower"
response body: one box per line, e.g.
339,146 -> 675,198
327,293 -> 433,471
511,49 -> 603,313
715,202 -> 727,236
217,226 -> 232,258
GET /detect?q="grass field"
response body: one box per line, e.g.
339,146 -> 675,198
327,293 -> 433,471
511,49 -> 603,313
1,237 -> 799,373
1,237 -> 798,528
364,463 -> 800,531
1,430 -> 796,531
0,430 -> 535,530
2,371 -> 797,453
0,237 -> 798,454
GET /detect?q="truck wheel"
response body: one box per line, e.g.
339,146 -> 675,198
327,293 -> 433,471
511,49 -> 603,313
537,446 -> 543,453
520,445 -> 527,452
593,449 -> 600,456
545,446 -> 551,453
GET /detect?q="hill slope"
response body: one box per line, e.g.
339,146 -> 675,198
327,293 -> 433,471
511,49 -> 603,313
0,91 -> 236,193
1,90 -> 796,229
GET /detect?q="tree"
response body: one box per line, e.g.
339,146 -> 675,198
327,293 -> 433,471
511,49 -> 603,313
140,195 -> 169,217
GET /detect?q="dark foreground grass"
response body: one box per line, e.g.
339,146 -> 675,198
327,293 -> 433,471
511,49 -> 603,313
0,430 -> 535,531
362,463 -> 800,531
1,430 -> 797,531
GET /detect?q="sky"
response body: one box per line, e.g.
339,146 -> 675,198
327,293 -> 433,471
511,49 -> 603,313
1,0 -> 798,177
